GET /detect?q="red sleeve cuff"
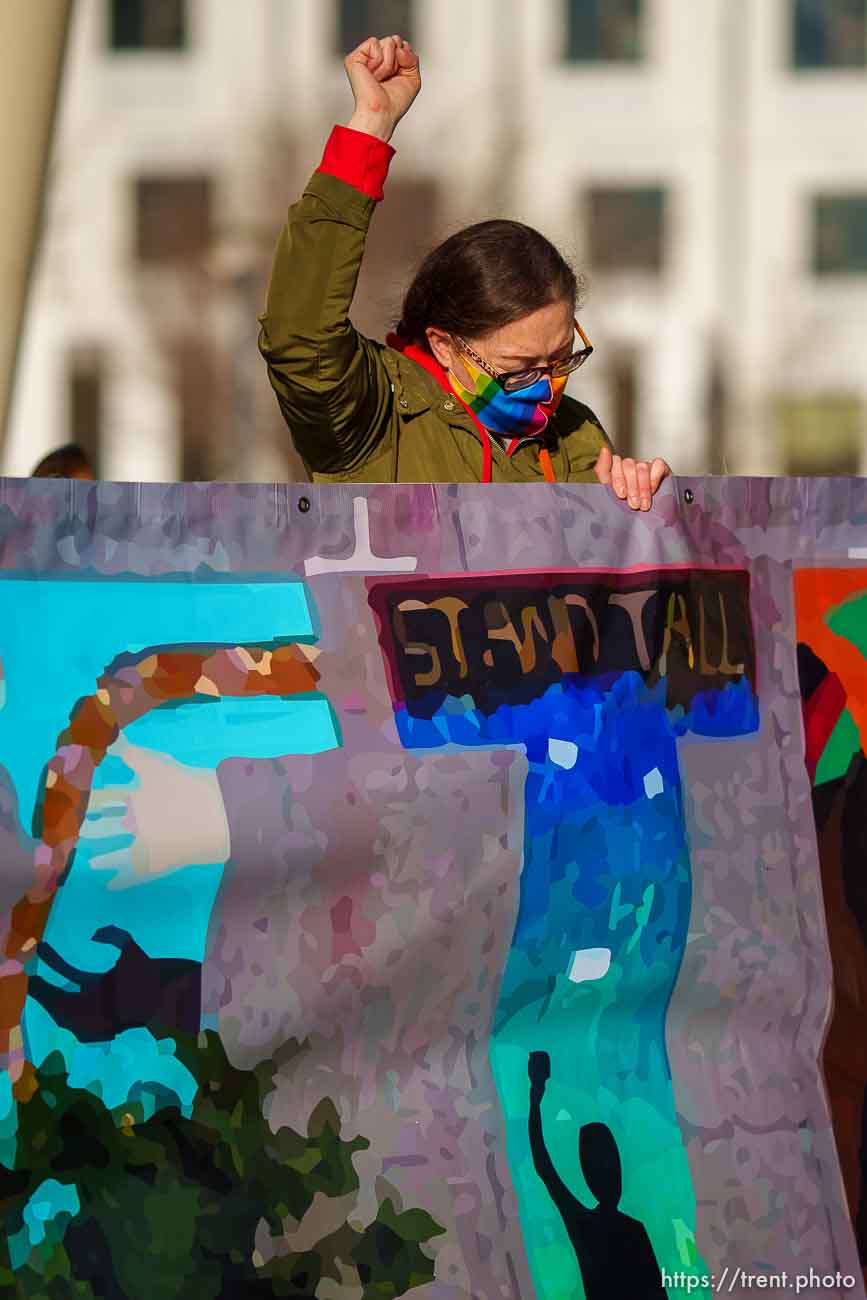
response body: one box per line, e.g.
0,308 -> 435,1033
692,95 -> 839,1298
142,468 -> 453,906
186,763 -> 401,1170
317,125 -> 395,201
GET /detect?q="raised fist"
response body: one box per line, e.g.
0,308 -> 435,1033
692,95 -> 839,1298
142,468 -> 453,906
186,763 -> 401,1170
345,34 -> 421,143
528,1050 -> 551,1088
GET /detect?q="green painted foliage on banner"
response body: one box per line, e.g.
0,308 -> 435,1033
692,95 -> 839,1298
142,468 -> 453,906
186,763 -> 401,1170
1,1032 -> 443,1299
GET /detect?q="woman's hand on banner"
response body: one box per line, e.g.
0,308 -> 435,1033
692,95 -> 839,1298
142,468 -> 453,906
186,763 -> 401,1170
595,447 -> 671,511
346,35 -> 421,143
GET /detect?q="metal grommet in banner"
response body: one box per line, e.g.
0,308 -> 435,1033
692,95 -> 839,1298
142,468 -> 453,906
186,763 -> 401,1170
298,496 -> 311,514
684,489 -> 695,505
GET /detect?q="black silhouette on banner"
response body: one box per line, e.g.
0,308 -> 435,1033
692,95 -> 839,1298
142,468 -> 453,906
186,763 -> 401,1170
528,1051 -> 666,1299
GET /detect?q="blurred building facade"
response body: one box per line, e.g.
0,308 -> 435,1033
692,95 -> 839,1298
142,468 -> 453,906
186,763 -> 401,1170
4,0 -> 867,480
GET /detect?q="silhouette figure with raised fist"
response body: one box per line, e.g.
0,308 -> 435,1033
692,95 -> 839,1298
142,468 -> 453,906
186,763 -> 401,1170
528,1051 -> 667,1299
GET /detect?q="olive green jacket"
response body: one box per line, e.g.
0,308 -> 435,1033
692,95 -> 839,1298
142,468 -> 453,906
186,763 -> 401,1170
259,170 -> 612,483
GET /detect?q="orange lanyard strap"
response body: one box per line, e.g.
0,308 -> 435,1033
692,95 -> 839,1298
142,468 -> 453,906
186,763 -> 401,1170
538,447 -> 557,483
507,439 -> 557,484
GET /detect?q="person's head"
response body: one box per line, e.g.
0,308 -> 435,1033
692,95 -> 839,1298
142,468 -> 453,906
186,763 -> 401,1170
31,444 -> 95,480
579,1122 -> 622,1209
398,219 -> 588,392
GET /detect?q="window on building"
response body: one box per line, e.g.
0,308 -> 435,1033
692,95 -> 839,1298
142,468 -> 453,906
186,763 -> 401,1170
337,0 -> 414,55
350,179 -> 440,339
66,349 -> 104,473
706,356 -> 728,473
813,195 -> 867,273
792,0 -> 867,69
609,350 -> 638,458
586,187 -> 666,273
109,0 -> 187,51
564,0 -> 643,62
135,176 -> 213,264
779,394 -> 864,474
177,338 -> 219,481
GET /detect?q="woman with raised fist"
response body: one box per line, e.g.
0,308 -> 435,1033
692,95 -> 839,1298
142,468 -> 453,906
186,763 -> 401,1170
259,35 -> 669,508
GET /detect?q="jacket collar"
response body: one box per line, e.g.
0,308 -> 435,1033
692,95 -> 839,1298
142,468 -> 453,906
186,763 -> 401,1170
384,334 -> 458,415
387,335 -> 504,480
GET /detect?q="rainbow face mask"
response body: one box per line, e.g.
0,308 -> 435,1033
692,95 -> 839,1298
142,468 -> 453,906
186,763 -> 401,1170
448,356 -> 568,439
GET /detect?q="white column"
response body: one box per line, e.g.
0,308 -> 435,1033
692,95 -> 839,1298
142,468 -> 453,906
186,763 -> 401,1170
0,0 -> 73,456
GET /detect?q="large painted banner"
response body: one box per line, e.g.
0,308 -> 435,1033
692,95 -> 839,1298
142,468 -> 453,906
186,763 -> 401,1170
0,476 -> 865,1300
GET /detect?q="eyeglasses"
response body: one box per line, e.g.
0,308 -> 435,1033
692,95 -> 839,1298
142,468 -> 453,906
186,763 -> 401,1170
454,318 -> 594,393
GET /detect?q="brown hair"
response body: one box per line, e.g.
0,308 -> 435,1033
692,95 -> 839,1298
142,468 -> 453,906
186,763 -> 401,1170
32,443 -> 95,479
398,219 -> 579,348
